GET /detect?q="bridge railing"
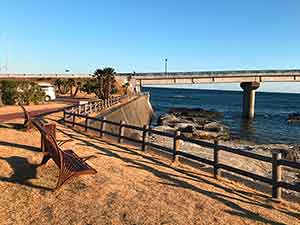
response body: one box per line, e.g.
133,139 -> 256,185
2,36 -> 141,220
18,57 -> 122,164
63,108 -> 300,201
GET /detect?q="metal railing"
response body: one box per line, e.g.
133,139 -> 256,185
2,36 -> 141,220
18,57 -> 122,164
64,95 -> 128,117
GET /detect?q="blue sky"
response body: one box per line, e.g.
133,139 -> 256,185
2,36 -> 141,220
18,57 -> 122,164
0,0 -> 300,92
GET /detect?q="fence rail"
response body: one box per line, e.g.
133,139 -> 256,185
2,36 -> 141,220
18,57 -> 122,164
63,105 -> 300,201
63,95 -> 127,119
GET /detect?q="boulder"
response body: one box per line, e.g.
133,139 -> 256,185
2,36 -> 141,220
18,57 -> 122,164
152,125 -> 176,133
193,130 -> 219,140
288,113 -> 300,123
282,146 -> 300,162
204,122 -> 223,132
177,125 -> 195,133
169,107 -> 223,120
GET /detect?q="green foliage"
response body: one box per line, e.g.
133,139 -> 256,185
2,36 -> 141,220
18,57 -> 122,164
82,67 -> 117,99
1,80 -> 45,105
54,78 -> 83,96
54,79 -> 71,95
1,80 -> 18,105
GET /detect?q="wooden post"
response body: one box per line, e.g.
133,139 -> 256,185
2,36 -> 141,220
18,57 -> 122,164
100,116 -> 106,138
213,139 -> 220,178
72,114 -> 75,127
77,107 -> 80,115
101,100 -> 104,110
63,110 -> 66,123
90,102 -> 93,113
118,121 -> 125,143
85,117 -> 88,131
173,130 -> 181,162
142,125 -> 149,151
272,151 -> 282,200
83,104 -> 87,114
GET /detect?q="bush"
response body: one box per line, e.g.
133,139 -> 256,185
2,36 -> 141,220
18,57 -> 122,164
1,80 -> 18,105
1,80 -> 45,105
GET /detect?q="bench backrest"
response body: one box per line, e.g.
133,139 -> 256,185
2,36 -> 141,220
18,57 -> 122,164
20,104 -> 30,122
32,119 -> 62,167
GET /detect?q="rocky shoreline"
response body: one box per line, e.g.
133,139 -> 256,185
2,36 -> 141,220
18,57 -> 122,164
157,107 -> 230,141
150,107 -> 300,195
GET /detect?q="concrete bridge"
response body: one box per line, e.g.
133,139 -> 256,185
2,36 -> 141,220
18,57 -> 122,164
127,69 -> 300,119
1,69 -> 300,119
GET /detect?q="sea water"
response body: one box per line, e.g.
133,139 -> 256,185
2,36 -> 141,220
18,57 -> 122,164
143,87 -> 300,144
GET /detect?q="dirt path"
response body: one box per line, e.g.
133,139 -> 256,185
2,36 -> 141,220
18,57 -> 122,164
0,116 -> 299,225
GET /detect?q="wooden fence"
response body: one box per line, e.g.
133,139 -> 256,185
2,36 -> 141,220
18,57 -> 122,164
63,108 -> 300,201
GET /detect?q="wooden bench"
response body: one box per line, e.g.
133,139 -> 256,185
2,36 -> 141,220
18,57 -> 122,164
32,119 -> 97,189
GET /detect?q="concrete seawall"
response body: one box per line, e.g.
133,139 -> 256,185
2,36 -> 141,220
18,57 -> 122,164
97,94 -> 153,139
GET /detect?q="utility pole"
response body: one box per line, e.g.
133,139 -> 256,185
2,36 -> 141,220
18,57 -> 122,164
164,58 -> 168,75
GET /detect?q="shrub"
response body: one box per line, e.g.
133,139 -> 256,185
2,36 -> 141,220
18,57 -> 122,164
1,80 -> 18,105
1,80 -> 45,105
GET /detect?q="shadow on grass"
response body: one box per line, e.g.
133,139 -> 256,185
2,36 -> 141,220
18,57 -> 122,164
0,141 -> 41,153
0,156 -> 52,191
0,122 -> 26,130
56,125 -> 298,225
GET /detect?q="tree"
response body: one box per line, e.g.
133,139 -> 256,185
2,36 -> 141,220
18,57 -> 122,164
0,83 -> 3,106
90,67 -> 116,99
54,79 -> 70,95
102,67 -> 116,99
54,78 -> 83,97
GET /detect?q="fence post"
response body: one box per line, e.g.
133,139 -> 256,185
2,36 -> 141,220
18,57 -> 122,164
142,125 -> 149,151
85,117 -> 88,131
213,139 -> 220,178
63,110 -> 66,123
100,116 -> 106,138
272,151 -> 282,200
118,121 -> 125,143
72,114 -> 75,127
173,130 -> 181,162
90,102 -> 93,113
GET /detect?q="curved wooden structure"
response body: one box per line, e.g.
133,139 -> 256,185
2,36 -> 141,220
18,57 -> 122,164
32,119 -> 97,189
19,104 -> 32,130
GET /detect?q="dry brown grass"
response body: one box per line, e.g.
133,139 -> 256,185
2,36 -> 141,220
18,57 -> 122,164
0,114 -> 299,225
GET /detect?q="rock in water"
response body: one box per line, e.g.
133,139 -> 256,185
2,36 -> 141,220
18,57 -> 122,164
157,107 -> 230,141
288,113 -> 300,123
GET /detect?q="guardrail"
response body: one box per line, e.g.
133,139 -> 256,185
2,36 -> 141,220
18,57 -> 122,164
63,110 -> 300,201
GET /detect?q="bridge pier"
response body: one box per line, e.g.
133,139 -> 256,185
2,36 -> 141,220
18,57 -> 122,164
240,82 -> 260,119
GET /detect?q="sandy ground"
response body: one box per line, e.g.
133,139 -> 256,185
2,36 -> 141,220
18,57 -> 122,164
0,103 -> 68,115
0,114 -> 300,225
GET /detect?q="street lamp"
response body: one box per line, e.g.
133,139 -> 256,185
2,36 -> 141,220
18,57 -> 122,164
164,58 -> 168,74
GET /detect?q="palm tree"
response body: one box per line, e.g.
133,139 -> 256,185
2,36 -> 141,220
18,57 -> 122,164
0,83 -> 3,106
93,69 -> 105,99
102,67 -> 116,99
92,67 -> 116,99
